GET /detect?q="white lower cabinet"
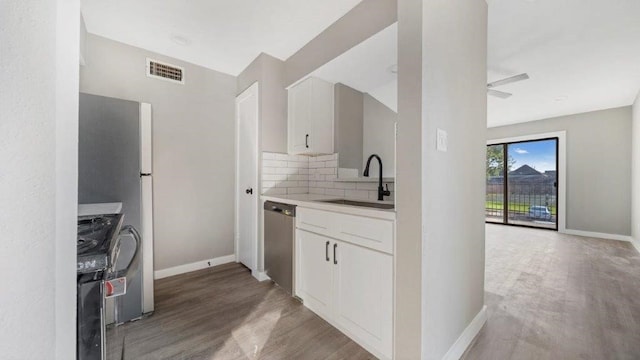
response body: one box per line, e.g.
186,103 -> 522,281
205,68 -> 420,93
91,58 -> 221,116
296,229 -> 333,319
296,227 -> 393,360
333,240 -> 393,358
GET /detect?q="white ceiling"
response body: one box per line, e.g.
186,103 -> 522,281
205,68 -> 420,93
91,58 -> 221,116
82,0 -> 640,126
308,0 -> 640,124
309,23 -> 398,112
81,0 -> 363,76
487,0 -> 640,127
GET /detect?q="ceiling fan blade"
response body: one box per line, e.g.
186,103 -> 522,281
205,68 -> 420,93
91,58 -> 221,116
487,73 -> 529,88
487,89 -> 512,99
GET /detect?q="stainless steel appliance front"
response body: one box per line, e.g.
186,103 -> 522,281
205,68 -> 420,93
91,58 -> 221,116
264,201 -> 296,295
79,93 -> 154,324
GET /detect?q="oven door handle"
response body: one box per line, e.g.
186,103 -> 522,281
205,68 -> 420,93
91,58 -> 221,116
107,225 -> 141,280
109,240 -> 123,275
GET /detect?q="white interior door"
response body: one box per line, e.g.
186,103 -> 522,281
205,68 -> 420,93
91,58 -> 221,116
235,83 -> 259,271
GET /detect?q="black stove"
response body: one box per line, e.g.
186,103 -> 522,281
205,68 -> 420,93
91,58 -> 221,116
77,214 -> 124,274
76,212 -> 124,360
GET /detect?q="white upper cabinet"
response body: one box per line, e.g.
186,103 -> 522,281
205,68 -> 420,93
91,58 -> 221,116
288,77 -> 334,155
289,79 -> 311,153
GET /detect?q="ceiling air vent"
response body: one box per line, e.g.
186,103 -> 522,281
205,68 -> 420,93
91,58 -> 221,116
146,58 -> 185,84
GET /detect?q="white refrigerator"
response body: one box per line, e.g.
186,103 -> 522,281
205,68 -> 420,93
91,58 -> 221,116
78,93 -> 155,323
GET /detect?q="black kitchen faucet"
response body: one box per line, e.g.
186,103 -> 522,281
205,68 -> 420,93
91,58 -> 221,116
363,154 -> 391,201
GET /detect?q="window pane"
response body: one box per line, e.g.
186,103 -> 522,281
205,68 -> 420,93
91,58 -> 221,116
506,139 -> 557,229
486,144 -> 504,223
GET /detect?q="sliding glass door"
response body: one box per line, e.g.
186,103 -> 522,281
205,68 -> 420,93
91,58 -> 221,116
486,138 -> 558,230
486,144 -> 505,224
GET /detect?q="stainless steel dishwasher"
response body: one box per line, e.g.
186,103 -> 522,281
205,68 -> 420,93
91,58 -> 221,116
264,201 -> 296,295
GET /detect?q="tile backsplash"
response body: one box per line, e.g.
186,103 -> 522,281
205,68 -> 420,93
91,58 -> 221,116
262,153 -> 309,196
262,152 -> 394,201
309,155 -> 394,201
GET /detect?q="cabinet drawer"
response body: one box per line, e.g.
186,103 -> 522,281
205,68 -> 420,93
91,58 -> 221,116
336,212 -> 394,254
296,207 -> 394,254
297,207 -> 332,233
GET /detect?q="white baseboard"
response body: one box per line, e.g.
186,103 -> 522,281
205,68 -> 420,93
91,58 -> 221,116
252,270 -> 271,282
562,229 -> 633,242
442,305 -> 487,360
631,238 -> 640,254
154,254 -> 236,280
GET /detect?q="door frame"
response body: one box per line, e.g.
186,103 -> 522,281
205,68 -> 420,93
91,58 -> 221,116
139,102 -> 155,314
487,131 -> 567,233
235,82 -> 260,271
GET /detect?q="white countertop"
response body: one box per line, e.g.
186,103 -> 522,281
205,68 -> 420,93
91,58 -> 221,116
261,194 -> 396,220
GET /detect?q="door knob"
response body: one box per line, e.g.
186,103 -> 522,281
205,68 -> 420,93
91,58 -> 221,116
245,188 -> 253,194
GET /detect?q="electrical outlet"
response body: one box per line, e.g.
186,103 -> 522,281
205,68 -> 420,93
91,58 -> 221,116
437,128 -> 448,152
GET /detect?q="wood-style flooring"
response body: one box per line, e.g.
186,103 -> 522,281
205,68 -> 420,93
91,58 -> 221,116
464,224 -> 640,359
108,225 -> 640,360
106,262 -> 373,360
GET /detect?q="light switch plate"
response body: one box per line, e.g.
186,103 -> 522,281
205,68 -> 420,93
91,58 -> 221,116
436,128 -> 448,152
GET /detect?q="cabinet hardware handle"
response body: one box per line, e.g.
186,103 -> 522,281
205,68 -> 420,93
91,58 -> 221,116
325,241 -> 330,262
245,188 -> 253,194
333,243 -> 338,265
305,134 -> 309,148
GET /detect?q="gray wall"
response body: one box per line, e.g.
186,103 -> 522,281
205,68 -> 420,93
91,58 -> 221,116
420,0 -> 488,358
1,1 -> 79,358
334,83 -> 364,172
363,94 -> 396,177
395,0 -> 424,357
488,106 -> 633,236
332,84 -> 397,178
632,93 -> 640,245
80,34 -> 237,271
237,53 -> 288,153
285,0 -> 397,86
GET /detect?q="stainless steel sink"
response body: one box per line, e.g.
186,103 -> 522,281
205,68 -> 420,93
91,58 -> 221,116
317,199 -> 395,210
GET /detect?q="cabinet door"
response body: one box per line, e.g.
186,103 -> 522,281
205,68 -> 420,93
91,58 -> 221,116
309,78 -> 334,154
296,229 -> 333,319
288,80 -> 311,154
333,240 -> 393,359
